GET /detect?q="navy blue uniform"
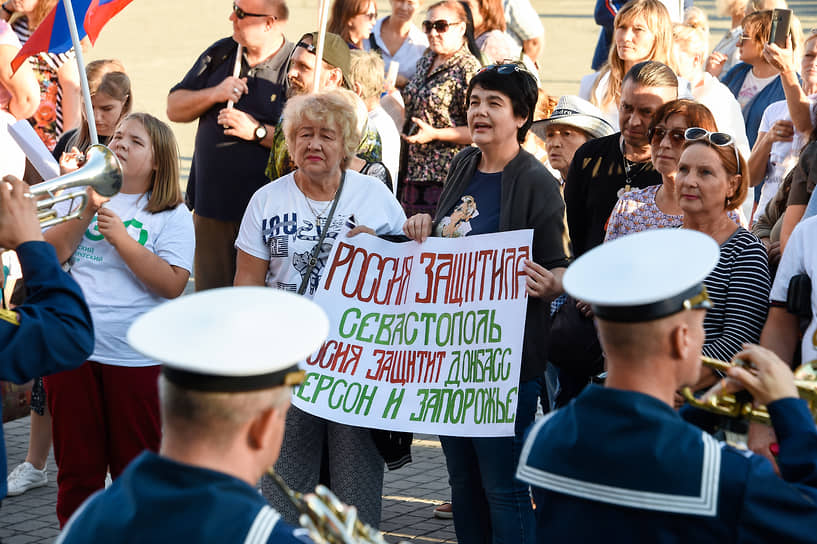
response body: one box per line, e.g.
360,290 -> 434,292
517,385 -> 817,543
57,452 -> 315,544
0,241 -> 94,499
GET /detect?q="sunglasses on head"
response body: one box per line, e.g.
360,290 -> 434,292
649,126 -> 686,145
684,127 -> 741,175
422,19 -> 459,33
233,2 -> 277,20
296,41 -> 317,54
477,62 -> 525,76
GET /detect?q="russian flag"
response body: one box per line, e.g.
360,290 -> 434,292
84,0 -> 134,44
11,0 -> 93,72
11,0 -> 133,72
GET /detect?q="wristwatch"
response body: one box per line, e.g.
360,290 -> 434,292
254,123 -> 268,142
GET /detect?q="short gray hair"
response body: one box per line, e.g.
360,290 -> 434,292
282,89 -> 362,164
350,50 -> 385,103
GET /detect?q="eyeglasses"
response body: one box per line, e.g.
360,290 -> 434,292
684,127 -> 741,175
738,34 -> 751,42
649,126 -> 686,145
360,11 -> 377,20
233,2 -> 277,20
477,63 -> 525,76
422,19 -> 460,34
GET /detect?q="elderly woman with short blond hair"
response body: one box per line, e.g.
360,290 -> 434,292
234,88 -> 406,528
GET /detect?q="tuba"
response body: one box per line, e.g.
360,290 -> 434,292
681,356 -> 817,424
267,469 -> 403,544
29,144 -> 122,228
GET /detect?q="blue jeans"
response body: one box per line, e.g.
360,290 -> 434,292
439,378 -> 540,544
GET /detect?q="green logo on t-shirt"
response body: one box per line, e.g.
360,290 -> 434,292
85,218 -> 149,246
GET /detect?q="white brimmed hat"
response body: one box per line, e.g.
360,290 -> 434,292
531,95 -> 615,141
127,287 -> 328,392
563,230 -> 720,323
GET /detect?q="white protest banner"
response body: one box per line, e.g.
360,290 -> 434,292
292,229 -> 533,437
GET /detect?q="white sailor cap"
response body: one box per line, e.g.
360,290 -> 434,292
563,229 -> 720,323
127,287 -> 328,392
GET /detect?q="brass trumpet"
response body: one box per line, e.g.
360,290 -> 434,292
267,469 -> 401,544
30,144 -> 122,228
681,356 -> 817,425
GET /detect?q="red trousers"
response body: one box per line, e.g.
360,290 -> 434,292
44,361 -> 161,526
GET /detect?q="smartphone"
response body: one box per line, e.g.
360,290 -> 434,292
768,8 -> 792,48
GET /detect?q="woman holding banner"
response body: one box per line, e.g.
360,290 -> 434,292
403,63 -> 570,543
234,88 -> 406,528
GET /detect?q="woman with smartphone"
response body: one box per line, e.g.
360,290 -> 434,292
721,9 -> 797,148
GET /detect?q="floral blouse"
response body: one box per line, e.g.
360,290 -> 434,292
605,184 -> 747,242
400,43 -> 480,216
12,17 -> 74,151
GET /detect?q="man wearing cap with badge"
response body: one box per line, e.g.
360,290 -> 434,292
564,60 -> 677,257
0,175 -> 93,504
517,229 -> 817,541
55,288 -> 326,543
531,95 -> 615,186
265,31 -> 382,182
167,0 -> 294,292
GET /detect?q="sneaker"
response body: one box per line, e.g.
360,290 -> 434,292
433,502 -> 453,519
6,462 -> 47,496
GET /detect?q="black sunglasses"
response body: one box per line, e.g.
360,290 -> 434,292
684,127 -> 741,175
649,126 -> 686,145
422,19 -> 459,33
233,2 -> 276,20
477,63 -> 525,76
296,41 -> 317,54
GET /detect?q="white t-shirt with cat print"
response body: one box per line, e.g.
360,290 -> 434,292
236,170 -> 406,297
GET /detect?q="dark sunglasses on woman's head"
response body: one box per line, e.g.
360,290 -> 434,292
684,127 -> 741,175
649,126 -> 686,145
477,62 -> 525,76
422,19 -> 459,33
233,2 -> 277,20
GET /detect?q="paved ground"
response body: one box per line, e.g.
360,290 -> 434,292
4,0 -> 817,542
2,417 -> 457,543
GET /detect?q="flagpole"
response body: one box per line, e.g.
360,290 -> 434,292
312,0 -> 331,93
62,0 -> 98,145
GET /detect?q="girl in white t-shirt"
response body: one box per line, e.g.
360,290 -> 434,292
43,113 -> 195,526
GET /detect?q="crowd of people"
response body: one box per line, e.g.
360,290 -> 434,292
2,0 -> 817,541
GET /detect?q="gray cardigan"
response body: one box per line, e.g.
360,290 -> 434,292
432,146 -> 571,381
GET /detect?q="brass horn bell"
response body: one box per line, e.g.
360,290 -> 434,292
31,144 -> 123,228
681,356 -> 817,425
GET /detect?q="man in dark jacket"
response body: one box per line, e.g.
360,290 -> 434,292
0,176 -> 94,500
564,60 -> 677,256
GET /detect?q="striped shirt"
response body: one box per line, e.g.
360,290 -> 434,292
11,16 -> 75,150
702,227 -> 770,362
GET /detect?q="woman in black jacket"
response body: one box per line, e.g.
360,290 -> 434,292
403,63 -> 570,544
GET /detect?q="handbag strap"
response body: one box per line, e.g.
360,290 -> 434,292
297,170 -> 346,295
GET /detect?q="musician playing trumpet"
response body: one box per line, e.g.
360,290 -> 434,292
55,288 -> 324,543
517,229 -> 817,542
0,175 -> 93,502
